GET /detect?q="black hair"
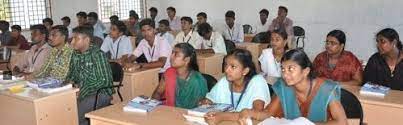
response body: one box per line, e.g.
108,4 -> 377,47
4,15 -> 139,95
271,28 -> 289,50
259,9 -> 269,16
376,28 -> 403,50
139,18 -> 155,29
225,49 -> 257,87
166,6 -> 176,13
30,24 -> 48,40
87,12 -> 99,20
197,12 -> 207,19
158,19 -> 169,27
225,10 -> 235,18
76,11 -> 87,18
327,29 -> 346,50
129,11 -> 139,19
11,25 -> 21,32
149,7 -> 158,13
197,23 -> 212,37
51,25 -> 69,42
42,18 -> 53,25
111,20 -> 128,35
0,20 -> 10,31
61,16 -> 71,23
279,6 -> 288,13
109,15 -> 119,22
174,43 -> 199,71
72,25 -> 94,40
180,16 -> 193,24
281,49 -> 316,79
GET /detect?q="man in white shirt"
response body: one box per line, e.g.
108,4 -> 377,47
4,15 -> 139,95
101,21 -> 133,60
166,7 -> 181,32
254,9 -> 270,34
222,10 -> 244,43
268,6 -> 294,48
61,16 -> 73,38
157,19 -> 175,46
197,23 -> 227,55
174,16 -> 202,49
88,12 -> 106,40
123,18 -> 172,73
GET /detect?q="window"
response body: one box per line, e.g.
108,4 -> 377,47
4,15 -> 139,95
98,0 -> 145,22
0,0 -> 51,29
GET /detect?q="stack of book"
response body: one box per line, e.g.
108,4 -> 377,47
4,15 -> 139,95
123,96 -> 162,113
360,83 -> 390,97
27,77 -> 72,94
0,75 -> 25,91
183,103 -> 233,125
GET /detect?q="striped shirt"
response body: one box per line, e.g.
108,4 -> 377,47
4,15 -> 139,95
67,45 -> 113,100
34,44 -> 73,80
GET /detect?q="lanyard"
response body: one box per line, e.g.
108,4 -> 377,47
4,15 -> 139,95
148,45 -> 155,60
32,48 -> 44,65
112,37 -> 122,59
183,31 -> 193,43
227,27 -> 235,41
230,82 -> 247,110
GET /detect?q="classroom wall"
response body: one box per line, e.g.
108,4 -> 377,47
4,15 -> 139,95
149,0 -> 403,61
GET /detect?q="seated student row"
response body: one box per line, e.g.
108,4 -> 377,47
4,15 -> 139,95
8,13 -> 402,125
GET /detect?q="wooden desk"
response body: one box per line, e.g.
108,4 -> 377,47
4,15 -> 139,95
114,68 -> 160,103
86,102 -> 361,125
0,87 -> 79,125
244,34 -> 255,42
197,52 -> 225,80
343,85 -> 403,124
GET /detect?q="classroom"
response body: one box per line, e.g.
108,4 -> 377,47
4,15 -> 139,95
0,0 -> 402,125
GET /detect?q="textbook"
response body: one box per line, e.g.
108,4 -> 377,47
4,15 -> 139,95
0,75 -> 25,91
360,83 -> 390,97
258,117 -> 314,125
27,78 -> 72,94
187,103 -> 234,117
123,96 -> 162,113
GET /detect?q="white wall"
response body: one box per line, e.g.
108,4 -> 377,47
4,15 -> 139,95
149,0 -> 403,61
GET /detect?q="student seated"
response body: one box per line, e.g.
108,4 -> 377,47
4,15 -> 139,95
194,12 -> 208,31
364,28 -> 403,90
166,6 -> 181,32
42,18 -> 53,31
0,20 -> 12,46
313,30 -> 363,86
152,43 -> 208,109
14,25 -> 51,75
126,11 -> 142,45
88,12 -> 106,39
259,29 -> 289,84
174,16 -> 202,49
109,15 -> 119,23
61,16 -> 73,38
100,20 -> 133,60
196,23 -> 227,54
157,20 -> 175,46
76,11 -> 88,27
10,25 -> 30,50
254,9 -> 270,34
122,18 -> 172,73
68,25 -> 113,125
26,25 -> 73,81
268,6 -> 294,48
200,49 -> 271,125
222,10 -> 244,43
239,49 -> 347,125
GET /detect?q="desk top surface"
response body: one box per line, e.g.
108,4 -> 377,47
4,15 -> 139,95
343,85 -> 403,109
0,87 -> 78,102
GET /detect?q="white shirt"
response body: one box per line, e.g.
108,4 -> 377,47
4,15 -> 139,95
167,16 -> 181,32
67,26 -> 73,38
174,30 -> 202,49
157,32 -> 175,47
254,19 -> 270,34
222,23 -> 244,43
201,32 -> 227,55
133,35 -> 172,72
94,20 -> 106,40
101,35 -> 133,60
258,48 -> 282,77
